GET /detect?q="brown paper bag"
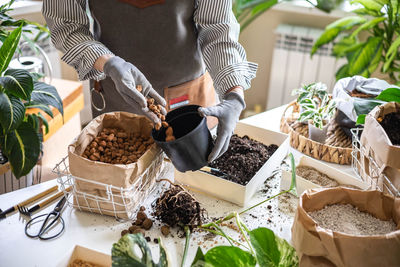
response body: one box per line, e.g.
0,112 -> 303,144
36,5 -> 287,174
292,187 -> 400,267
68,112 -> 162,219
361,102 -> 400,194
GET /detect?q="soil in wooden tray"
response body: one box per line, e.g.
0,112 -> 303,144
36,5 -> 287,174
380,112 -> 400,146
209,135 -> 278,186
153,183 -> 205,228
309,204 -> 397,236
296,166 -> 339,187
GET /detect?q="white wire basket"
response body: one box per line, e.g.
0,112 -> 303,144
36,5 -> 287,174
351,127 -> 400,197
53,151 -> 169,220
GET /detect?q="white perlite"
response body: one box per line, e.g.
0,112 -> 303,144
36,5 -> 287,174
309,204 -> 397,236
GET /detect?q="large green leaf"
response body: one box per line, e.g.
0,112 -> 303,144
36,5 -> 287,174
25,101 -> 54,118
312,28 -> 340,55
376,87 -> 400,102
249,228 -> 298,267
326,16 -> 367,30
391,0 -> 398,18
31,82 -> 63,115
383,35 -> 400,72
333,37 -> 364,57
195,246 -> 257,267
350,17 -> 386,38
112,234 -> 168,267
353,98 -> 385,115
353,7 -> 382,16
348,37 -> 383,76
3,121 -> 41,178
351,0 -> 385,11
336,64 -> 350,80
0,92 -> 25,132
251,0 -> 278,15
0,26 -> 21,74
0,69 -> 34,100
191,248 -> 206,267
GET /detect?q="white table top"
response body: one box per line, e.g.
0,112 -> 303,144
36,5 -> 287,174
0,105 -> 357,267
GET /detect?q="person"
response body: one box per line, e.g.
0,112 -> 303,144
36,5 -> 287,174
42,0 -> 257,162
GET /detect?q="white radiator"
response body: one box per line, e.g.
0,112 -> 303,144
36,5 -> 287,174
267,24 -> 346,109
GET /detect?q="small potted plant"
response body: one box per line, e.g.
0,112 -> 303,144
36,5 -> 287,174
292,82 -> 328,115
298,93 -> 337,143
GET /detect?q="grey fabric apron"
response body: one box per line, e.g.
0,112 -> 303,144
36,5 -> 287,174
89,0 -> 206,117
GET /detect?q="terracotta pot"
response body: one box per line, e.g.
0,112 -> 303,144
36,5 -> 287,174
308,121 -> 328,143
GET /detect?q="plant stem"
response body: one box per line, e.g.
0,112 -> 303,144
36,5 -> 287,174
199,226 -> 250,250
235,213 -> 255,256
240,189 -> 289,215
211,222 -> 234,246
180,226 -> 190,267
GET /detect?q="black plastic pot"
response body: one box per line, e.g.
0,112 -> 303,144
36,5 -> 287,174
152,105 -> 213,172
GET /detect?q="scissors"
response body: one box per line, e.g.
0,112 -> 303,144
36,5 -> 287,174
25,196 -> 67,240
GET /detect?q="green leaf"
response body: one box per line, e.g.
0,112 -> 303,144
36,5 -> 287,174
200,246 -> 256,267
27,113 -> 40,133
383,35 -> 400,72
353,98 -> 385,115
112,234 -> 168,267
376,87 -> 400,102
351,0 -> 385,12
37,112 -> 49,134
392,0 -> 398,17
31,82 -> 63,115
350,17 -> 386,38
353,7 -> 381,16
0,26 -> 21,74
249,228 -> 299,267
348,37 -> 383,76
0,69 -> 34,100
356,114 -> 366,125
312,28 -> 340,55
0,92 -> 25,132
251,0 -> 278,15
191,247 -> 206,267
333,37 -> 364,57
326,16 -> 367,30
336,64 -> 350,80
25,101 -> 54,118
3,121 -> 41,178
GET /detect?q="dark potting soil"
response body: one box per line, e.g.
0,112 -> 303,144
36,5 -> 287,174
209,135 -> 279,185
380,112 -> 400,146
349,89 -> 375,98
153,184 -> 205,227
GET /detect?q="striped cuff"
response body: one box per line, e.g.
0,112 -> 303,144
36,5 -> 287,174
214,61 -> 258,97
61,41 -> 114,81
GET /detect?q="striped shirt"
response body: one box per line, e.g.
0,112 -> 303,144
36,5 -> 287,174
42,0 -> 258,96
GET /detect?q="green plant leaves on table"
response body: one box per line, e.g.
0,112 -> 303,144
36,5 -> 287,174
348,37 -> 383,76
3,121 -> 41,178
0,26 -> 21,74
376,87 -> 400,102
191,246 -> 256,267
112,234 -> 168,267
31,82 -> 64,115
249,228 -> 298,267
0,92 -> 25,132
0,69 -> 34,100
383,35 -> 400,73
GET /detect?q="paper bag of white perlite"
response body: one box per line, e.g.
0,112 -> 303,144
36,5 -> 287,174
68,112 -> 162,218
361,102 -> 400,194
291,187 -> 400,267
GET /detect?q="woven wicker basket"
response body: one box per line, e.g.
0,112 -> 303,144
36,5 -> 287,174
280,101 -> 352,165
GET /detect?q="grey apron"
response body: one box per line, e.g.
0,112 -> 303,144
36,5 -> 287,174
89,0 -> 206,117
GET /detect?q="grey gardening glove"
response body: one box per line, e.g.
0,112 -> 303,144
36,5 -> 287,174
103,56 -> 166,123
198,92 -> 246,162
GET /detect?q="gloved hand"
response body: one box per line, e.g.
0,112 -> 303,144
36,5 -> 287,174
198,91 -> 246,162
103,56 -> 166,123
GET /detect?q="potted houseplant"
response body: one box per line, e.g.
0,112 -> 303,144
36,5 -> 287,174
298,90 -> 337,143
292,82 -> 329,114
0,26 -> 63,178
311,0 -> 400,85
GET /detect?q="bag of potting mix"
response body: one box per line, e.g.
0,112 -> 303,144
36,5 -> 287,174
68,112 -> 162,218
291,187 -> 400,267
332,76 -> 397,136
361,102 -> 400,194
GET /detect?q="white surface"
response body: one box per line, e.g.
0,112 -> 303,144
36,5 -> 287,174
0,106 -> 358,267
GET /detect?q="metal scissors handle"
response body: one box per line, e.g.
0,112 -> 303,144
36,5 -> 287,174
25,196 -> 67,240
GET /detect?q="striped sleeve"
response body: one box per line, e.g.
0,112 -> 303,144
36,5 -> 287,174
194,0 -> 258,97
42,0 -> 114,81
